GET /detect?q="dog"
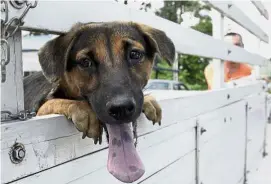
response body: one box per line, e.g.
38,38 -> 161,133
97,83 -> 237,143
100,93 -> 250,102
23,21 -> 175,183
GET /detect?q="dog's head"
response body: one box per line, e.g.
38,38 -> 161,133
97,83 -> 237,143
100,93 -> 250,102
39,21 -> 175,183
39,21 -> 175,124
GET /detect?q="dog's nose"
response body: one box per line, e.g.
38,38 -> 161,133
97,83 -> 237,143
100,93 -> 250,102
106,96 -> 136,121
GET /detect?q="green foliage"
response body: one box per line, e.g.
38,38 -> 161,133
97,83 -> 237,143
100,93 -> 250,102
151,59 -> 173,80
154,1 -> 212,90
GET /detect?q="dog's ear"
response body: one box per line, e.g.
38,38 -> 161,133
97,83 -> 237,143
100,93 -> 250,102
38,23 -> 83,83
134,23 -> 175,65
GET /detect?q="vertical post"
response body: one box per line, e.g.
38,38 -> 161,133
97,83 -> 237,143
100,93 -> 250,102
1,30 -> 24,116
253,39 -> 261,80
211,9 -> 225,89
173,52 -> 178,81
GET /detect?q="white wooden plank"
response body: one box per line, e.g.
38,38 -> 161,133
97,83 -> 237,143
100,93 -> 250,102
1,82 -> 265,183
211,9 -> 225,89
246,94 -> 266,175
139,151 -> 195,184
5,1 -> 268,65
68,128 -> 195,184
1,31 -> 24,115
172,53 -> 178,81
251,1 -> 269,20
198,100 -> 247,184
224,75 -> 265,88
205,1 -> 269,43
11,119 -> 196,184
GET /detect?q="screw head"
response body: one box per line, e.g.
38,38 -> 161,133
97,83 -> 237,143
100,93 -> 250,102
9,143 -> 25,164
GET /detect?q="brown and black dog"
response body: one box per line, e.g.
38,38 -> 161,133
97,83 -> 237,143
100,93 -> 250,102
23,21 -> 175,183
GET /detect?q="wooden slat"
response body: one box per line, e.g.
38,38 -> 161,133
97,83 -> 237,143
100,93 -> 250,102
211,9 -> 225,89
198,100 -> 247,184
11,118 -> 196,184
246,94 -> 266,174
1,31 -> 24,115
5,1 -> 268,66
205,1 -> 269,43
251,1 -> 269,20
139,152 -> 195,184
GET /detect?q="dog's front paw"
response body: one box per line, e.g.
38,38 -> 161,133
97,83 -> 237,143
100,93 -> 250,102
143,95 -> 162,125
68,101 -> 103,144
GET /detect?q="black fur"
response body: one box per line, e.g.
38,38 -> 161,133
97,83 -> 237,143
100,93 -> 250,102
23,71 -> 52,112
24,22 -> 175,124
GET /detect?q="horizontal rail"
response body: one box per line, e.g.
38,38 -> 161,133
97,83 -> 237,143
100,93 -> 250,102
251,1 -> 269,20
205,1 -> 269,43
1,81 -> 266,183
5,1 -> 268,66
2,89 -> 266,184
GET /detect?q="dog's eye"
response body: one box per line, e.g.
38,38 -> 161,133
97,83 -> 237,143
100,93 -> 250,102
129,50 -> 144,64
79,58 -> 93,68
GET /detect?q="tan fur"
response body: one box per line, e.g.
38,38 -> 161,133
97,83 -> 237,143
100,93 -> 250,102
37,99 -> 102,143
143,95 -> 162,125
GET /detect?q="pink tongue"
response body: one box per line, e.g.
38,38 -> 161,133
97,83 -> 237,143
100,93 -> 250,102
106,123 -> 145,183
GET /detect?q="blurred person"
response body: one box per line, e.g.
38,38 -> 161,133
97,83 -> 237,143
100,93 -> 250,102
204,32 -> 252,90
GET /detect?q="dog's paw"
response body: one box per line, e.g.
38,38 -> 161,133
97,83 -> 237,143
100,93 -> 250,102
68,101 -> 103,144
143,95 -> 162,125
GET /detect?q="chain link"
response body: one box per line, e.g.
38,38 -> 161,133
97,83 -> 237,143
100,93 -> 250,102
1,110 -> 36,122
1,0 -> 37,83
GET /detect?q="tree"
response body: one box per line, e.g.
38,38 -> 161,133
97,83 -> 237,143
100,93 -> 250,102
154,1 -> 212,90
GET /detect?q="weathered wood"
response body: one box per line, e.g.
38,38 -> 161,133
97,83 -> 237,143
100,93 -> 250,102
198,100 -> 247,184
1,82 -> 265,183
139,151 -> 195,184
246,94 -> 266,176
1,31 -> 24,116
11,118 -> 196,184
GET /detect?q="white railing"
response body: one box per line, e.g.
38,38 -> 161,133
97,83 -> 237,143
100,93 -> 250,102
1,1 -> 270,184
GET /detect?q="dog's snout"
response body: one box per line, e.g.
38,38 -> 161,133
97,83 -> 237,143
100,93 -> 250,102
106,96 -> 136,121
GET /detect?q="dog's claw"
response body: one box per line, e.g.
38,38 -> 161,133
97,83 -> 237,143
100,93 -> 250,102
94,138 -> 98,145
99,133 -> 102,145
159,121 -> 161,126
82,132 -> 87,139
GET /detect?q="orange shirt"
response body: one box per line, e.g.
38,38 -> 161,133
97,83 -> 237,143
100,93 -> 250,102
204,63 -> 252,90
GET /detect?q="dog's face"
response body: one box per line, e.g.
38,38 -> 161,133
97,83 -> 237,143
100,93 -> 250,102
38,22 -> 175,124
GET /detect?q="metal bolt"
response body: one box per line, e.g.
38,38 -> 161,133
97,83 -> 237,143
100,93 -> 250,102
18,149 -> 25,158
9,143 -> 25,164
200,127 -> 207,135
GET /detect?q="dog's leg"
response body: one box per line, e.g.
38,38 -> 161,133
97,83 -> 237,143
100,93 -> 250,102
37,99 -> 103,144
143,95 -> 162,125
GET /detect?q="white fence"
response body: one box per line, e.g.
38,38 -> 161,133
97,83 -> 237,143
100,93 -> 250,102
1,1 -> 270,184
